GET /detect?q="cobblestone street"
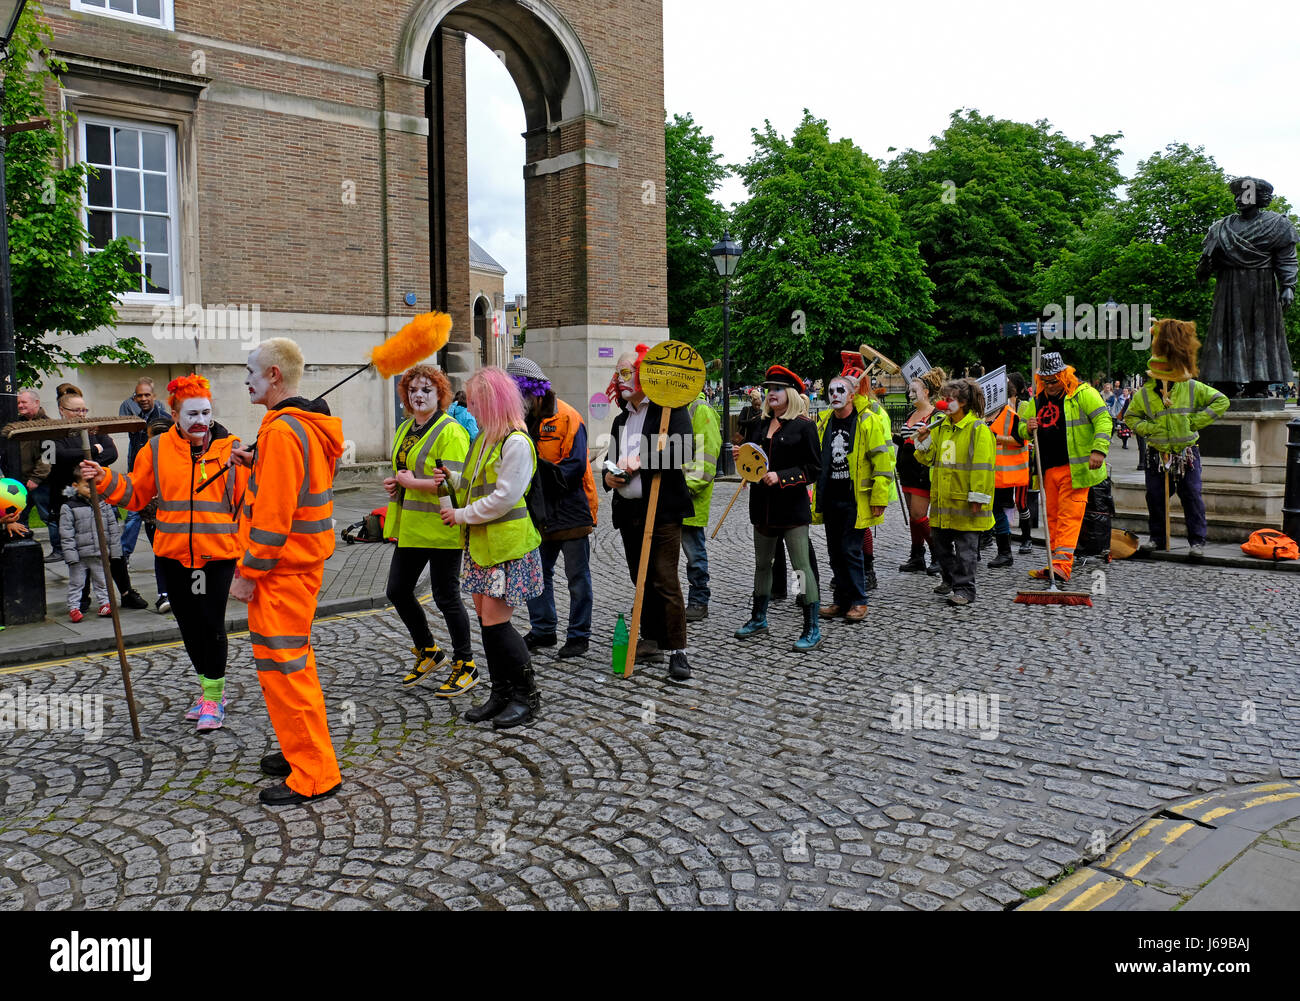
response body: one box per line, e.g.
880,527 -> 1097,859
2,487 -> 1298,911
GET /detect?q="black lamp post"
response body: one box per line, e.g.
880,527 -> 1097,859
1104,299 -> 1119,387
709,231 -> 741,474
0,0 -> 46,628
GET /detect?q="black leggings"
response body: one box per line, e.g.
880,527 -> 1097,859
386,546 -> 472,661
158,557 -> 236,679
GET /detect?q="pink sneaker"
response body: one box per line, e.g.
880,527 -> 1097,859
97,604 -> 112,618
69,608 -> 84,623
186,695 -> 227,721
196,699 -> 225,732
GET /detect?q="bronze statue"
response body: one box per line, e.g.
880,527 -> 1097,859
1196,176 -> 1297,397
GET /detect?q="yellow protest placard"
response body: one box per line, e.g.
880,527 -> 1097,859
639,340 -> 706,409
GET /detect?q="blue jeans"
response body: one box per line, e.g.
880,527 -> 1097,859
121,509 -> 143,559
679,525 -> 711,608
31,482 -> 58,552
1144,447 -> 1207,546
525,536 -> 593,641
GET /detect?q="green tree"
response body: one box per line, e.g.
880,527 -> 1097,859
1032,143 -> 1299,381
5,4 -> 150,385
725,112 -> 935,385
884,109 -> 1123,373
665,112 -> 728,355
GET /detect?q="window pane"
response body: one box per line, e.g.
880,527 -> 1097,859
143,216 -> 168,253
137,0 -> 161,18
109,0 -> 133,13
143,173 -> 168,213
141,132 -> 166,172
88,211 -> 113,249
115,169 -> 140,209
144,255 -> 170,294
87,167 -> 112,208
115,213 -> 141,245
85,124 -> 111,165
81,0 -> 106,7
114,128 -> 139,168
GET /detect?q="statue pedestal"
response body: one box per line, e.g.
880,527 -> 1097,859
1110,404 -> 1295,542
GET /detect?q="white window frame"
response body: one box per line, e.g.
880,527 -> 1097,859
77,114 -> 182,305
70,0 -> 175,31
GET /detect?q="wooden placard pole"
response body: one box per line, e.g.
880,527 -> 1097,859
80,429 -> 142,740
624,406 -> 672,677
710,482 -> 745,540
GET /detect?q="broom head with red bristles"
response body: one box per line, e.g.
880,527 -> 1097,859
1014,583 -> 1093,607
369,311 -> 453,379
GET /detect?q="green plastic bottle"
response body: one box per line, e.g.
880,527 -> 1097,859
612,613 -> 628,675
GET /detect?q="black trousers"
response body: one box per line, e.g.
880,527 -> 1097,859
931,528 -> 979,601
158,557 -> 236,678
386,545 -> 472,660
618,521 -> 686,651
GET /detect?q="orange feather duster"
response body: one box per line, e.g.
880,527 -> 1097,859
369,312 -> 453,379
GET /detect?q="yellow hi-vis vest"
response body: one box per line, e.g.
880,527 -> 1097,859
385,413 -> 470,549
462,430 -> 541,567
913,411 -> 996,531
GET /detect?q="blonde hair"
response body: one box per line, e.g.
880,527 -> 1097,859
762,387 -> 810,421
253,338 -> 305,390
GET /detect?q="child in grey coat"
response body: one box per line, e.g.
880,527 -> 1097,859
59,469 -> 121,622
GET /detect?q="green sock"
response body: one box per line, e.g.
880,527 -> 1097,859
201,676 -> 225,702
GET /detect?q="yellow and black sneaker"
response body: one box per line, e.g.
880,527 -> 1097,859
434,659 -> 479,698
402,645 -> 448,687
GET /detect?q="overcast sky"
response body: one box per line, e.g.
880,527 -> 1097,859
467,0 -> 1300,299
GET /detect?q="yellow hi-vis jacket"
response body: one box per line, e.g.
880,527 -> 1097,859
811,396 -> 895,529
913,410 -> 996,531
1124,379 -> 1228,456
1021,381 -> 1112,489
683,393 -> 721,528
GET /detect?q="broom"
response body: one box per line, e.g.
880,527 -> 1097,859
1014,335 -> 1093,607
197,311 -> 453,492
1,415 -> 146,737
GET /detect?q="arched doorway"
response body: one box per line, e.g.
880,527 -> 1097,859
473,294 -> 491,367
397,0 -> 668,440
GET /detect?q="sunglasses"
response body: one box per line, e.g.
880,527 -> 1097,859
616,368 -> 635,380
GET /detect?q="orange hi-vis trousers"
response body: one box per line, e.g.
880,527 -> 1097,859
248,566 -> 341,796
1042,465 -> 1089,580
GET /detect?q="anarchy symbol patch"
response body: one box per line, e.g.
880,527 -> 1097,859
1037,401 -> 1062,429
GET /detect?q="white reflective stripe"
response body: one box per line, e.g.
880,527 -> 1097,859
155,521 -> 238,535
243,554 -> 279,571
157,499 -> 232,513
249,527 -> 288,547
301,489 -> 333,506
274,414 -> 314,505
411,414 -> 454,474
1087,405 -> 1107,420
491,508 -> 531,524
290,518 -> 334,534
150,434 -> 162,498
255,653 -> 308,674
249,631 -> 309,650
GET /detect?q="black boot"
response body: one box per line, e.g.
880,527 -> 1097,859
989,534 -> 1014,568
464,674 -> 511,722
1018,517 -> 1034,555
109,557 -> 148,609
493,661 -> 538,729
898,544 -> 926,573
465,623 -> 511,722
925,540 -> 942,576
863,553 -> 878,591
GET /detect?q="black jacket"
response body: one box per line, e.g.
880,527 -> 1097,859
605,400 -> 694,530
744,413 -> 821,527
50,431 -> 119,519
527,393 -> 596,539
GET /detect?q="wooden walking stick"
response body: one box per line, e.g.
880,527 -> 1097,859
711,443 -> 767,540
623,340 -> 706,677
2,415 -> 145,737
1163,463 -> 1172,553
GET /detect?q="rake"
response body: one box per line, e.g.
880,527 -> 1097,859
2,415 -> 145,737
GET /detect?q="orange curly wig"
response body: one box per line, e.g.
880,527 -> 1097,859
166,374 -> 212,412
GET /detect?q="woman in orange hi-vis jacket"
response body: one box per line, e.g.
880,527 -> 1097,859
230,337 -> 345,807
81,374 -> 248,733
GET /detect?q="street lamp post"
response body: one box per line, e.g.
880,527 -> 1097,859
709,231 -> 741,474
0,0 -> 47,628
1104,299 -> 1119,388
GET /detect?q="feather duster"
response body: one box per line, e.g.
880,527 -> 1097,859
370,312 -> 453,379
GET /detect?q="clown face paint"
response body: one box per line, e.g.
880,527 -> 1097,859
828,379 -> 853,413
407,379 -> 436,417
766,387 -> 787,414
245,353 -> 273,406
177,397 -> 214,444
615,358 -> 639,402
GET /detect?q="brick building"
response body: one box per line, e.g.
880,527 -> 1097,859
31,0 -> 667,461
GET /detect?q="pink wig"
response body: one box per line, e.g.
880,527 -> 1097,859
465,366 -> 526,445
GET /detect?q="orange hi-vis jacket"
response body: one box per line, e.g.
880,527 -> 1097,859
97,424 -> 248,568
238,405 -> 345,580
988,404 -> 1030,489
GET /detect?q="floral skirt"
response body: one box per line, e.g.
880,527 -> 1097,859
461,545 -> 544,605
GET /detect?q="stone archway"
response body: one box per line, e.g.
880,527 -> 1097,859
396,0 -> 668,442
473,294 -> 491,367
